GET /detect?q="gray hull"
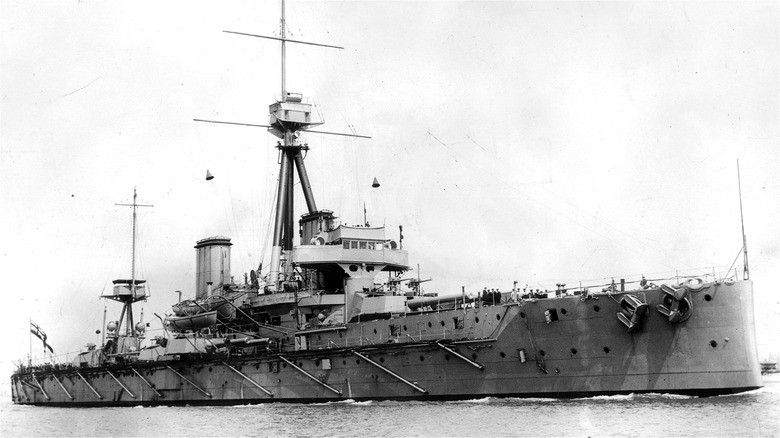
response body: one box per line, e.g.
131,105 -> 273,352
11,280 -> 762,406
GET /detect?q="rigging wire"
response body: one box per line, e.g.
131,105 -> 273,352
258,169 -> 280,275
352,138 -> 363,221
425,131 -> 707,276
255,135 -> 277,275
463,135 -> 713,275
224,177 -> 248,270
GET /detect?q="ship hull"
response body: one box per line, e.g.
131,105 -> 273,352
12,280 -> 762,406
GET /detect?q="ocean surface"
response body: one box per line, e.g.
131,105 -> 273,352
2,379 -> 778,437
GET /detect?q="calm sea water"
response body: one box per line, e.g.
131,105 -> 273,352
2,380 -> 778,437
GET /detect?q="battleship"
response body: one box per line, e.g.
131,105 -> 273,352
11,2 -> 763,406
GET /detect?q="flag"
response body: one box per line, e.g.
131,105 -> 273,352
30,321 -> 54,354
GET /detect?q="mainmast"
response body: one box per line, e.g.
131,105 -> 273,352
110,188 -> 153,337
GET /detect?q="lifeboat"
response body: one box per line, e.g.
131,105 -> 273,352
165,310 -> 218,331
204,293 -> 240,318
171,299 -> 203,316
657,284 -> 693,323
616,294 -> 649,333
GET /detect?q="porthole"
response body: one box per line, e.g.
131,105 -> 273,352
419,355 -> 425,362
366,265 -> 374,272
571,348 -> 578,355
471,353 -> 478,360
594,305 -> 600,312
560,308 -> 567,315
356,359 -> 361,365
315,360 -> 320,366
603,347 -> 611,354
282,363 -> 287,368
475,316 -> 480,323
710,340 -> 718,348
349,265 -> 358,272
440,321 -> 445,327
298,362 -> 303,367
428,321 -> 432,328
704,294 -> 712,302
499,352 -> 506,358
379,357 -> 385,363
342,360 -> 347,365
403,325 -> 407,331
520,311 -> 526,318
539,350 -> 546,357
208,367 -> 213,373
373,328 -> 377,334
496,314 -> 501,320
445,354 -> 451,361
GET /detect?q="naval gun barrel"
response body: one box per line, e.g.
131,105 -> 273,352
406,294 -> 475,311
212,337 -> 270,348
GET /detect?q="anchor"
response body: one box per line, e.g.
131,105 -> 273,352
616,294 -> 649,333
656,284 -> 693,323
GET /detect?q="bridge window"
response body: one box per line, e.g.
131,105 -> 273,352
342,240 -> 384,250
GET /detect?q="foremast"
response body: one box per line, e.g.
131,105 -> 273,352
265,0 -> 331,291
255,1 -> 410,327
200,1 -> 407,329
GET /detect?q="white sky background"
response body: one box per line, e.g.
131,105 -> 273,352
1,0 -> 778,382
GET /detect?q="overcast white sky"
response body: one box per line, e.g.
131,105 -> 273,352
1,1 -> 778,381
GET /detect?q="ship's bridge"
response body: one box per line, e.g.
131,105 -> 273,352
331,225 -> 386,244
292,224 -> 408,271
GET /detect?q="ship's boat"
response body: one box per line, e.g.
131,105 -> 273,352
172,300 -> 202,317
760,361 -> 779,375
10,1 -> 763,407
204,293 -> 242,319
165,311 -> 218,332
